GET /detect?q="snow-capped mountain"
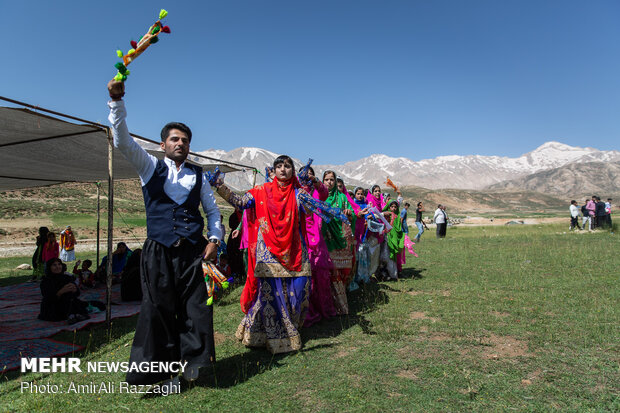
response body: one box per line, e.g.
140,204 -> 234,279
198,142 -> 620,191
316,142 -> 620,190
198,147 -> 304,190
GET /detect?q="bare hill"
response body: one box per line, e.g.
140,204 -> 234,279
486,161 -> 620,199
398,186 -> 565,215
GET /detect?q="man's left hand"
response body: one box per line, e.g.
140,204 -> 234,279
203,242 -> 218,262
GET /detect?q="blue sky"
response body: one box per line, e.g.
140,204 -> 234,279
2,1 -> 619,164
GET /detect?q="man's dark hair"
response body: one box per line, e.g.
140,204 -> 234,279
571,200 -> 577,205
437,204 -> 442,208
608,198 -> 613,201
83,259 -> 92,267
273,155 -> 295,174
160,122 -> 192,143
404,202 -> 410,207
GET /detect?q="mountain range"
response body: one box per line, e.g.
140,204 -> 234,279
487,161 -> 620,198
198,142 -> 620,196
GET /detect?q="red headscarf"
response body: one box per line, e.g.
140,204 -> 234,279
240,176 -> 306,313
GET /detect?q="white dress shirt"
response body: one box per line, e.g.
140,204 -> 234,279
107,100 -> 222,241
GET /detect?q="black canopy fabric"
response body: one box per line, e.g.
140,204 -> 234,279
0,106 -> 252,191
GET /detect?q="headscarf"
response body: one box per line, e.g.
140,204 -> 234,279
241,176 -> 306,313
352,188 -> 369,244
321,184 -> 352,251
339,180 -> 361,214
37,227 -> 50,247
44,258 -> 63,277
366,185 -> 386,211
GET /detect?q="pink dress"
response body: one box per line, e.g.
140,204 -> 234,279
41,241 -> 59,263
304,183 -> 337,327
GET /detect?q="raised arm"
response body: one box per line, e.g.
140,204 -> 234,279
200,174 -> 223,242
107,80 -> 157,185
214,183 -> 255,210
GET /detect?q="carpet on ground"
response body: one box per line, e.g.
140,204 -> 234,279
0,283 -> 140,371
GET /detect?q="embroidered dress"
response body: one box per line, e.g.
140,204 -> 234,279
217,178 -> 311,354
322,186 -> 354,315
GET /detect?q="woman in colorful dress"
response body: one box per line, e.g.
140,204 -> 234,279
59,226 -> 76,262
384,200 -> 406,279
213,155 -> 312,354
321,170 -> 354,315
42,232 -> 59,264
365,185 -> 387,278
302,167 -> 337,327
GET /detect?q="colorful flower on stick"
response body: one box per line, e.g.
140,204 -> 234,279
113,9 -> 171,82
202,261 -> 233,306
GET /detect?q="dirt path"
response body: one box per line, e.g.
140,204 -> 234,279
0,239 -> 145,259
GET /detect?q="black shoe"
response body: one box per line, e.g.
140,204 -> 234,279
67,313 -> 90,325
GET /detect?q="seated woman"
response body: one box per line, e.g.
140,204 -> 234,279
96,242 -> 132,283
38,258 -> 90,324
120,248 -> 143,301
212,155 -> 312,354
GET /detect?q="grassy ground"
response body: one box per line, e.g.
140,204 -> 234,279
0,224 -> 618,412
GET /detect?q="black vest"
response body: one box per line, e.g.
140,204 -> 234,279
142,159 -> 204,247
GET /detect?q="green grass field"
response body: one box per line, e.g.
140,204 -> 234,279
1,224 -> 618,412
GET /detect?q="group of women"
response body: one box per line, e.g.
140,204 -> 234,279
213,155 -> 415,355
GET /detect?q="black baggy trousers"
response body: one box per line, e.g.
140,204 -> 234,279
126,237 -> 215,385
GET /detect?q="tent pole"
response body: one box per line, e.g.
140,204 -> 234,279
96,182 -> 101,268
105,128 -> 114,340
252,169 -> 257,188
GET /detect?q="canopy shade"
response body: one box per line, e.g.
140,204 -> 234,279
0,106 -> 252,191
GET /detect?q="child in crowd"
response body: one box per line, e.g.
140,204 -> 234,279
42,232 -> 59,264
73,259 -> 95,288
217,254 -> 232,277
383,200 -> 405,280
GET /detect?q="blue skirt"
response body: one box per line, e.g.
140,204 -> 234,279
236,276 -> 310,354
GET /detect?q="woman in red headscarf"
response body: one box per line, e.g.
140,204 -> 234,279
213,155 -> 311,354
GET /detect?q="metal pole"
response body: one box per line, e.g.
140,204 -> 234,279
96,182 -> 101,268
106,128 -> 114,340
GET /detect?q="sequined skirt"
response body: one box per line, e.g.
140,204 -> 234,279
236,276 -> 311,354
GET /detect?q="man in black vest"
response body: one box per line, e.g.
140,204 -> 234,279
107,80 -> 222,388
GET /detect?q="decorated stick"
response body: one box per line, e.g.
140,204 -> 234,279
113,9 -> 171,82
202,260 -> 233,306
